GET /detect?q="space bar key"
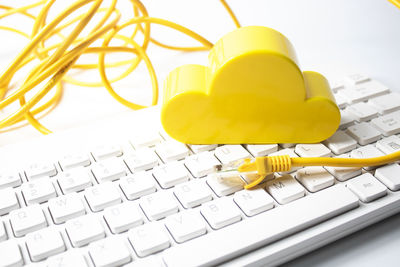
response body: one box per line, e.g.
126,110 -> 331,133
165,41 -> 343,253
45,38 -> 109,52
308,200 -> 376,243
162,184 -> 359,267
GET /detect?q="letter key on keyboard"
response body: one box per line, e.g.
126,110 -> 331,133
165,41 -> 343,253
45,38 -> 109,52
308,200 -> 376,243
25,228 -> 65,261
0,187 -> 19,216
9,205 -> 47,237
88,236 -> 132,266
164,210 -> 207,243
128,222 -> 170,257
48,192 -> 86,224
65,215 -> 105,247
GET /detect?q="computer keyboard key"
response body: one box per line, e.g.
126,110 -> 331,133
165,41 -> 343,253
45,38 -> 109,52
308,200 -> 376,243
245,144 -> 278,157
0,187 -> 19,216
206,172 -> 244,197
140,191 -> 179,221
339,110 -> 356,129
280,143 -> 295,148
201,197 -> 242,229
325,154 -> 362,181
323,130 -> 357,155
47,251 -> 88,267
124,147 -> 159,172
184,151 -> 220,178
85,182 -> 122,212
58,168 -> 93,194
0,221 -> 7,241
25,162 -> 57,180
165,210 -> 207,243
371,110 -> 400,136
376,135 -> 400,154
89,236 -> 132,267
104,202 -> 144,234
66,215 -> 105,247
48,193 -> 86,224
214,145 -> 251,166
351,145 -> 385,170
128,222 -> 170,257
0,240 -> 23,267
346,102 -> 378,122
152,161 -> 189,188
368,92 -> 400,115
334,93 -> 347,109
155,140 -> 190,162
338,80 -> 389,104
189,144 -> 218,153
130,131 -> 162,148
10,204 -> 47,237
59,153 -> 91,170
26,228 -> 65,261
345,73 -> 370,85
163,184 -> 359,267
346,173 -> 387,203
119,172 -> 156,200
296,167 -> 335,192
375,164 -> 400,191
0,172 -> 21,189
91,158 -> 127,183
233,188 -> 274,216
294,143 -> 331,157
22,178 -> 57,205
91,144 -> 123,161
346,122 -> 381,145
124,256 -> 164,267
266,174 -> 306,204
174,180 -> 213,208
331,80 -> 345,92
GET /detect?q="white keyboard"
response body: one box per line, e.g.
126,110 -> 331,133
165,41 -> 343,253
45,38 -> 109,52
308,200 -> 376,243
1,74 -> 400,267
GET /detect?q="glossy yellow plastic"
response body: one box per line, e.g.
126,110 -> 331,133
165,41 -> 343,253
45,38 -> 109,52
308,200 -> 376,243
161,26 -> 340,144
389,0 -> 400,9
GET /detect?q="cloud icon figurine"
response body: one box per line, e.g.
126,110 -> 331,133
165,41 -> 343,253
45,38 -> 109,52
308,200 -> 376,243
161,26 -> 340,144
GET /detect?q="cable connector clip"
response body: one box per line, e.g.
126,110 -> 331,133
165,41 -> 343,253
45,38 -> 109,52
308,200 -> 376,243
237,155 -> 292,189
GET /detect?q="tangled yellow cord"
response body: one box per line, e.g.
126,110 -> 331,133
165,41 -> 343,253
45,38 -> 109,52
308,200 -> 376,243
0,0 -> 240,134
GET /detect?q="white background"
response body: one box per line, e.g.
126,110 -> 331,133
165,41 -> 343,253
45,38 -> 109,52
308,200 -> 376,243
1,0 -> 400,266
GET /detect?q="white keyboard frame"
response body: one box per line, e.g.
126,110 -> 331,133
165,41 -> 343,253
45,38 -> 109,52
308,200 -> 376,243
1,105 -> 400,266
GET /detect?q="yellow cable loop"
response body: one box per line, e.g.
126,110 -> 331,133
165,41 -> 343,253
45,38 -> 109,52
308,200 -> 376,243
0,1 -> 46,19
0,9 -> 121,131
0,83 -> 63,133
0,0 -> 97,87
0,4 -> 36,20
0,0 -> 240,133
0,11 -> 120,111
17,13 -> 121,133
219,0 -> 241,28
98,24 -> 159,110
62,34 -> 143,87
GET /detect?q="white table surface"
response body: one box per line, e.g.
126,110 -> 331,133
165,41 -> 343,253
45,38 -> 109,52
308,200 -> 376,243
1,0 -> 400,266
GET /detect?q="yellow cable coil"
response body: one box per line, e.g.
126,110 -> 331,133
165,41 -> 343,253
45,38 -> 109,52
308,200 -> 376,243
0,0 -> 240,134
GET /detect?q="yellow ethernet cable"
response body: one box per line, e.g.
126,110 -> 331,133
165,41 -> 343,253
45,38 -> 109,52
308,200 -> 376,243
0,0 -> 240,134
234,150 -> 400,189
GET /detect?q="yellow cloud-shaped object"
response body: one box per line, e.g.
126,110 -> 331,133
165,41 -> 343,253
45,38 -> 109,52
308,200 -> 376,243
161,26 -> 340,144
